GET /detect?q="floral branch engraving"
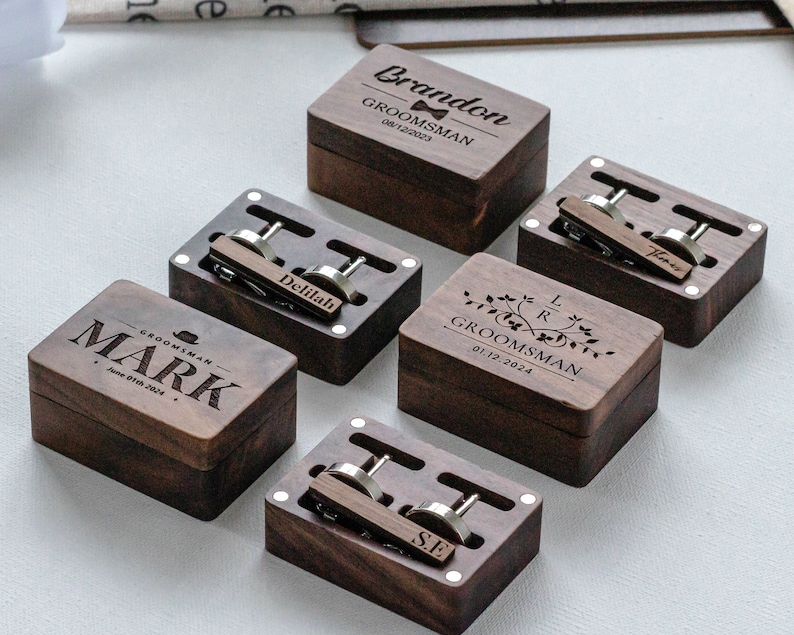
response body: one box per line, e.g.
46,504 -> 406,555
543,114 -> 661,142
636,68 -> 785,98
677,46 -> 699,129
463,290 -> 615,359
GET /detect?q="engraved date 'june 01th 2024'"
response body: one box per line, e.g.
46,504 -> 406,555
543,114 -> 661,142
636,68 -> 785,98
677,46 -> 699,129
106,365 -> 166,396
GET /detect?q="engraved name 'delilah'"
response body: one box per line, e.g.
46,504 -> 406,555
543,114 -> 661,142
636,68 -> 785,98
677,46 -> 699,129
374,66 -> 511,126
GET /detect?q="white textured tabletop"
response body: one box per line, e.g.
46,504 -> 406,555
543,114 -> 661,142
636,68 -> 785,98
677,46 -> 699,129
2,17 -> 793,635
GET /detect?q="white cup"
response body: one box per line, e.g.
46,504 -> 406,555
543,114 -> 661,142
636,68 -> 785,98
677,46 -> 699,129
0,0 -> 67,67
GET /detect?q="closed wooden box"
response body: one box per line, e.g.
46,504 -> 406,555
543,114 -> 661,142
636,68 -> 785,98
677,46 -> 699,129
266,416 -> 542,635
399,253 -> 663,487
307,44 -> 550,255
28,280 -> 297,520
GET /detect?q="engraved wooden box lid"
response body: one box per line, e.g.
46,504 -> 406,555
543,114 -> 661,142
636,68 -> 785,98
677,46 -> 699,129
28,281 -> 297,473
399,254 -> 663,438
307,44 -> 550,254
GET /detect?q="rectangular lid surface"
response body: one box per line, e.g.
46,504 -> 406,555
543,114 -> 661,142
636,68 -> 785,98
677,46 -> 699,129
399,254 -> 663,437
308,44 -> 549,208
28,280 -> 297,470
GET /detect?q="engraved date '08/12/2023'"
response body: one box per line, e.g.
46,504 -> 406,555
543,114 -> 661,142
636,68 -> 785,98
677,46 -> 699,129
380,118 -> 432,142
472,345 -> 533,375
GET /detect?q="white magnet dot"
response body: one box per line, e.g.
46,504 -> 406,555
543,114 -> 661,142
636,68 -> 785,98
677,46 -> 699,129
401,258 -> 417,268
247,191 -> 262,202
520,493 -> 537,505
748,223 -> 762,232
590,157 -> 605,168
332,324 -> 347,335
525,218 -> 540,229
273,491 -> 289,502
174,254 -> 190,265
446,571 -> 462,583
350,417 -> 366,428
685,285 -> 700,296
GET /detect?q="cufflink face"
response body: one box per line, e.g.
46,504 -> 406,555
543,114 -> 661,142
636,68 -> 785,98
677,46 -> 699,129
226,221 -> 284,262
302,255 -> 367,303
324,453 -> 391,502
405,493 -> 480,546
518,156 -> 767,347
169,190 -> 422,384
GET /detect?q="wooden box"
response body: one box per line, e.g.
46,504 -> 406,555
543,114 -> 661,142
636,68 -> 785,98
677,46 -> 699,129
266,416 -> 542,635
28,280 -> 297,520
517,156 -> 768,347
307,44 -> 550,255
398,253 -> 663,487
169,190 -> 422,385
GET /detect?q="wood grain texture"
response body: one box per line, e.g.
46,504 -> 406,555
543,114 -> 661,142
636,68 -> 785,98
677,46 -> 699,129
355,2 -> 793,49
31,390 -> 296,521
517,156 -> 768,347
308,471 -> 455,566
27,281 -> 297,519
169,190 -> 422,385
307,44 -> 549,254
308,141 -> 547,255
265,417 -> 542,635
399,361 -> 660,487
399,253 -> 662,438
28,280 -> 297,470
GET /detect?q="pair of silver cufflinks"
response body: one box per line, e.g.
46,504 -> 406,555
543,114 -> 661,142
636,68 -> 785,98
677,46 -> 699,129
324,454 -> 480,547
568,188 -> 711,266
213,220 -> 367,304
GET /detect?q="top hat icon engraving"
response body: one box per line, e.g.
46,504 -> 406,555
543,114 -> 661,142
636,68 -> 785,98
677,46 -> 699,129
173,331 -> 199,345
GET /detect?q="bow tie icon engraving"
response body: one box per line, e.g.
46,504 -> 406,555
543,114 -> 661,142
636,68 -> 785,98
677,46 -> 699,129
410,100 -> 449,121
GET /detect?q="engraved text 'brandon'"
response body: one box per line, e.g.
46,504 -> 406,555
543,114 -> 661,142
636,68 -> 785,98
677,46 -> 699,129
70,319 -> 239,410
374,66 -> 510,126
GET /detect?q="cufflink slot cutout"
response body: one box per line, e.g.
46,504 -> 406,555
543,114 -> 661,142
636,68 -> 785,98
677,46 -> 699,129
672,204 -> 742,236
590,171 -> 660,203
349,432 -> 426,471
326,239 -> 397,274
437,472 -> 515,512
246,204 -> 315,238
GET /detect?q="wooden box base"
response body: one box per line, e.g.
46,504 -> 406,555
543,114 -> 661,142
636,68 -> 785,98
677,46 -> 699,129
399,362 -> 659,487
265,417 -> 542,634
169,190 -> 422,385
31,392 -> 295,520
308,141 -> 548,255
517,156 -> 767,347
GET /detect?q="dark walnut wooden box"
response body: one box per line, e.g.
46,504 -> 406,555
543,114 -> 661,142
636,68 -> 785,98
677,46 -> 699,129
517,156 -> 768,347
169,190 -> 422,385
266,416 -> 542,635
307,44 -> 550,255
399,253 -> 664,487
28,280 -> 297,520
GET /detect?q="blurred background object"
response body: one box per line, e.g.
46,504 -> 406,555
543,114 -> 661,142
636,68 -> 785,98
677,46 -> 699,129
1,0 -> 66,67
